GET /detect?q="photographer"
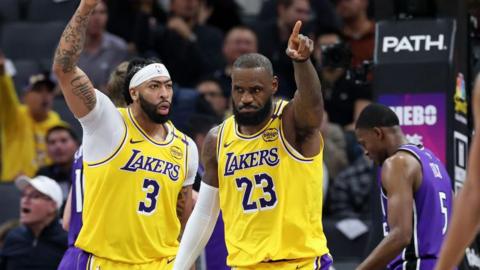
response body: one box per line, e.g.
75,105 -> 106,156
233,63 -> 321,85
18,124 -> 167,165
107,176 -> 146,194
313,29 -> 372,131
314,29 -> 372,164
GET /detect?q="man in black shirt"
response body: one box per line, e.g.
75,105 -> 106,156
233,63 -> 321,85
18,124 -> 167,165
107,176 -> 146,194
313,29 -> 372,130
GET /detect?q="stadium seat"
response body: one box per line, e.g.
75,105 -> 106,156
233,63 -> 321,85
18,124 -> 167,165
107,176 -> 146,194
0,21 -> 65,61
27,0 -> 79,22
0,183 -> 20,225
0,0 -> 20,23
39,58 -> 53,72
12,59 -> 41,94
52,95 -> 82,140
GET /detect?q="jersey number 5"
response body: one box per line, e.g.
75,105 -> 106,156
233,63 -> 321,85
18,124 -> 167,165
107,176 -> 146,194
236,173 -> 278,213
138,178 -> 160,215
439,191 -> 448,235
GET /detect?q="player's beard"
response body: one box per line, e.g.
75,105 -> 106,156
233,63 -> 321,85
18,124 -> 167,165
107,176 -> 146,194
139,93 -> 170,124
233,99 -> 272,126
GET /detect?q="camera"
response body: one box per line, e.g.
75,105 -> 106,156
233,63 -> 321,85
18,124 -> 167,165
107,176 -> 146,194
321,42 -> 352,69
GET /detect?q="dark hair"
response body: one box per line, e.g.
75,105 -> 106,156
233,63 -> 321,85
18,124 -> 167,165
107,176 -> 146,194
232,53 -> 273,76
278,0 -> 294,8
123,57 -> 159,105
356,103 -> 400,129
225,25 -> 256,40
196,76 -> 222,89
315,26 -> 344,41
27,72 -> 56,92
46,125 -> 79,144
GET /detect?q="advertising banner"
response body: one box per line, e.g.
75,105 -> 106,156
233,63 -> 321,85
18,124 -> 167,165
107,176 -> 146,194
378,93 -> 446,164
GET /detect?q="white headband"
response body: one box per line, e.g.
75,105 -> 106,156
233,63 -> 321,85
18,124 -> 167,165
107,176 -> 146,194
129,63 -> 171,89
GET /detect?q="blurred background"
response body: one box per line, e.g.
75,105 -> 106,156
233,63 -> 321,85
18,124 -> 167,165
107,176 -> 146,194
0,0 -> 478,269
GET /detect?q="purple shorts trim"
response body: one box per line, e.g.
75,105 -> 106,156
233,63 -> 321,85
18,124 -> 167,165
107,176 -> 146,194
316,254 -> 333,270
57,246 -> 90,270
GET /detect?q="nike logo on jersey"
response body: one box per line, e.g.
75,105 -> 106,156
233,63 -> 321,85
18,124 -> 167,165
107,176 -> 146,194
167,257 -> 175,264
224,141 -> 233,148
130,138 -> 144,144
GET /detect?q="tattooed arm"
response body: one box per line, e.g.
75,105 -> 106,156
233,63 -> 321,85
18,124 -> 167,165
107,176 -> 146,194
53,0 -> 126,164
52,0 -> 98,118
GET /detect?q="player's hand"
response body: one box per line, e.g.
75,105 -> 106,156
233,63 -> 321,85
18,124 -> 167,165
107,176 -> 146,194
168,17 -> 195,41
198,1 -> 213,25
286,20 -> 314,62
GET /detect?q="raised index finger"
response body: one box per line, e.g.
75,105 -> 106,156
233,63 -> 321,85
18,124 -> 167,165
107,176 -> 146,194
290,20 -> 302,40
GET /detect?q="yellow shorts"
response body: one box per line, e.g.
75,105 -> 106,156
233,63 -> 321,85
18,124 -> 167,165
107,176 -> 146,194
85,255 -> 175,270
232,254 -> 333,270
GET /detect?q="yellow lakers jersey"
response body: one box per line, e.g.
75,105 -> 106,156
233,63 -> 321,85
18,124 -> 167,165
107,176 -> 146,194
217,100 -> 329,267
75,108 -> 190,264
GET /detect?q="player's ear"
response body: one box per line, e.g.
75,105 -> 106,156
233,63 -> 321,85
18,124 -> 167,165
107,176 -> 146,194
272,76 -> 279,95
129,87 -> 138,101
372,127 -> 383,140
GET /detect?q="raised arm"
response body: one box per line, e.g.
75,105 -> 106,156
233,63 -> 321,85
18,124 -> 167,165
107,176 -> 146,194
0,53 -> 21,125
52,0 -> 98,118
357,153 -> 420,270
435,76 -> 480,270
173,127 -> 221,270
286,21 -> 324,131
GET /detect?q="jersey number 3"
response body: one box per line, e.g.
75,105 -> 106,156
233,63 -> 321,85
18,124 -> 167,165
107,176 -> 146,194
236,173 -> 277,213
138,178 -> 160,215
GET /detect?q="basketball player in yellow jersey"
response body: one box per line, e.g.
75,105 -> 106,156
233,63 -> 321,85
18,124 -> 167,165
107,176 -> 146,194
52,0 -> 198,269
174,21 -> 331,270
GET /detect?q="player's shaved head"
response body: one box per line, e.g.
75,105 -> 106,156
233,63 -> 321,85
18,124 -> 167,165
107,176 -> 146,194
233,53 -> 274,76
356,103 -> 399,130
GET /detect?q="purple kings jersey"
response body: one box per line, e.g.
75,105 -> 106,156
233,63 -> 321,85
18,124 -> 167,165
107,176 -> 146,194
68,146 -> 84,246
380,144 -> 453,270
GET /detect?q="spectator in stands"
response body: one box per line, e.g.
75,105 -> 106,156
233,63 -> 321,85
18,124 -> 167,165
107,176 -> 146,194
105,61 -> 129,107
213,26 -> 258,97
314,29 -> 371,162
0,221 -> 19,249
200,0 -> 242,34
254,0 -> 314,99
168,0 -> 223,70
326,154 -> 373,218
335,0 -> 375,69
196,78 -> 228,119
314,29 -> 372,130
36,126 -> 79,201
0,176 -> 67,270
258,0 -> 341,30
106,0 -> 167,54
0,54 -> 64,182
78,0 -> 128,91
320,110 -> 349,182
146,0 -> 224,87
